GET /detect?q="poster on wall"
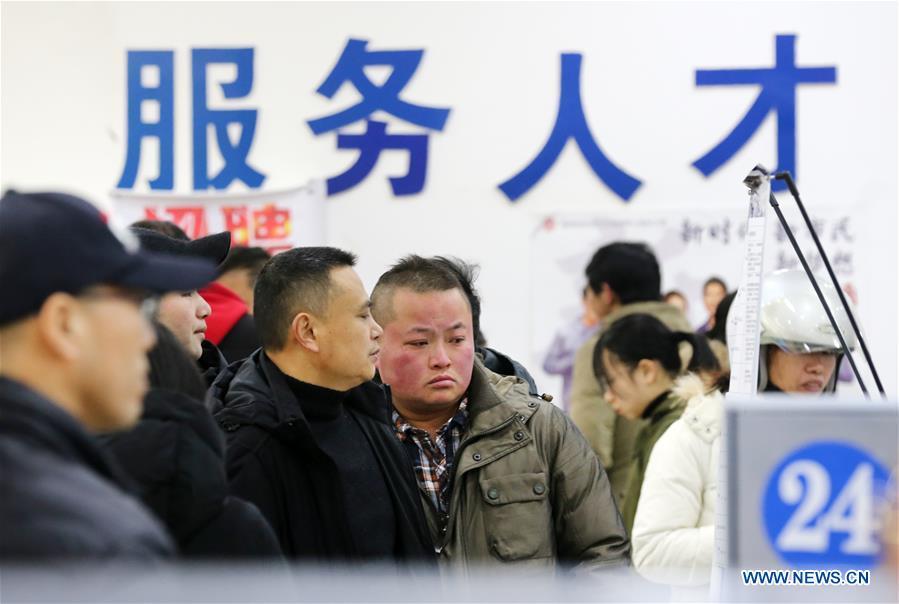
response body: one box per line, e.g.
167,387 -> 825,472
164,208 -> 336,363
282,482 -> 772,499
527,206 -> 863,407
109,181 -> 327,254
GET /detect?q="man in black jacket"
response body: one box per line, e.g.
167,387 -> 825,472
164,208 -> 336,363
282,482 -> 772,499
209,247 -> 434,564
0,190 -> 218,560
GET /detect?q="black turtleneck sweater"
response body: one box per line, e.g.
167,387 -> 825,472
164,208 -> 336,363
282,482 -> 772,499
284,376 -> 396,559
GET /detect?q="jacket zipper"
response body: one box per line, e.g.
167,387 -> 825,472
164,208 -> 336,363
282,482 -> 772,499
438,414 -> 521,559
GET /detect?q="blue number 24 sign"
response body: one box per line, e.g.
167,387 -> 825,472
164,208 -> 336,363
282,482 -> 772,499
763,441 -> 890,568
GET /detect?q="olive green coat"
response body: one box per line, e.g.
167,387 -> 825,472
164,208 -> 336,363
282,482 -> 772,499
569,301 -> 692,508
419,360 -> 630,573
619,391 -> 686,534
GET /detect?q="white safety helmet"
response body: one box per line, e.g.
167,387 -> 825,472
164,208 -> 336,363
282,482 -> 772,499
759,269 -> 857,354
756,269 -> 857,393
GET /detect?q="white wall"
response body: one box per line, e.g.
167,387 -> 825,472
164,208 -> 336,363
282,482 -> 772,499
2,1 -> 896,395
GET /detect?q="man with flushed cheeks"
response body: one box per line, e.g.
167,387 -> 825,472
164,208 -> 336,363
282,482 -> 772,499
210,247 -> 435,564
372,255 -> 630,572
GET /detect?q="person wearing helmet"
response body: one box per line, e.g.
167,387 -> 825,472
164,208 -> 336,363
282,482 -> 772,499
757,269 -> 858,394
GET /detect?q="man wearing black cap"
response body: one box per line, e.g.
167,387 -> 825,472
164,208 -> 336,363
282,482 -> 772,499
0,190 -> 218,559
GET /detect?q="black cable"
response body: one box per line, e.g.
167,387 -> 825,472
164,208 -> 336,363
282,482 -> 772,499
767,191 -> 869,397
774,171 -> 886,398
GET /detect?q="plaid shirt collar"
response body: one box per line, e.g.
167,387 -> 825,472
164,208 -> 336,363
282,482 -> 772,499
393,398 -> 470,441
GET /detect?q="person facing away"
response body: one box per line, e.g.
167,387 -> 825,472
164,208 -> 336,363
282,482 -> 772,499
209,247 -> 435,564
99,321 -> 283,559
128,225 -> 232,384
371,255 -> 630,573
0,190 -> 218,560
569,242 -> 691,509
592,314 -> 720,533
200,246 -> 271,363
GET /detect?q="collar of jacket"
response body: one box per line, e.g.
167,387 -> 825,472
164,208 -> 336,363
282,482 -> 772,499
0,376 -> 132,489
450,359 -> 542,476
210,350 -> 391,446
142,388 -> 226,458
602,300 -> 693,333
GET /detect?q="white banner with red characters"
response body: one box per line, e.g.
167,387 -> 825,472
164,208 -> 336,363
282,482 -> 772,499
109,181 -> 326,255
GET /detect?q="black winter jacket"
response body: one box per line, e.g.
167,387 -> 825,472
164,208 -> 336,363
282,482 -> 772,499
208,351 -> 436,565
100,388 -> 283,558
0,377 -> 174,560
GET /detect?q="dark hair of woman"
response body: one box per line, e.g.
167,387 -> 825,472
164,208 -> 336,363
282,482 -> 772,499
706,291 -> 737,344
593,313 -> 721,383
147,320 -> 208,401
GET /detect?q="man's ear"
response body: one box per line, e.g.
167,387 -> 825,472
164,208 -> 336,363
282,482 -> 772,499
35,293 -> 84,362
600,283 -> 619,307
290,312 -> 319,352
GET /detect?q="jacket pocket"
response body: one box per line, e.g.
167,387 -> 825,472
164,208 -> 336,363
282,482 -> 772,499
479,472 -> 552,561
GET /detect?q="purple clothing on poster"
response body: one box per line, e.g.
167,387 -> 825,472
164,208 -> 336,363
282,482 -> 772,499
542,317 -> 600,412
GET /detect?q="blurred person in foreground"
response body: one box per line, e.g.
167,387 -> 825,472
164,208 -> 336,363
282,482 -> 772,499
569,242 -> 691,508
209,247 -> 434,564
0,191 -> 216,560
372,256 -> 629,572
99,321 -> 283,559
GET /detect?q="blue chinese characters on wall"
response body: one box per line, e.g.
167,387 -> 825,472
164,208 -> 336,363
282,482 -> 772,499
118,48 -> 266,191
306,39 -> 451,196
499,53 -> 642,203
693,34 -> 836,192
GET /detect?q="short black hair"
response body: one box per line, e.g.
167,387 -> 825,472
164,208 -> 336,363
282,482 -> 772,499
585,242 -> 661,304
253,247 -> 357,350
129,219 -> 190,241
219,246 -> 271,279
371,255 -> 469,327
706,291 -> 736,344
593,313 -> 720,385
704,276 -> 727,292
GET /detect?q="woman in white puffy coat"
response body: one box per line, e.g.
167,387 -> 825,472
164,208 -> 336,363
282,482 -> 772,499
631,372 -> 723,591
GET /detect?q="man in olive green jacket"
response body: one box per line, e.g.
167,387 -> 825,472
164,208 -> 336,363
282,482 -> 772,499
372,256 -> 630,573
569,244 -> 691,510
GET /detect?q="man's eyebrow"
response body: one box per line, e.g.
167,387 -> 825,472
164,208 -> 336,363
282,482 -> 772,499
406,326 -> 433,335
358,300 -> 372,312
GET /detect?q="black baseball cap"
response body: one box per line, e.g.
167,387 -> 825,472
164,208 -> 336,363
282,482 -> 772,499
129,227 -> 231,266
0,190 -> 220,326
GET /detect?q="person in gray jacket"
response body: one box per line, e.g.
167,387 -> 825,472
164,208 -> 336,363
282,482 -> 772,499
372,255 -> 629,573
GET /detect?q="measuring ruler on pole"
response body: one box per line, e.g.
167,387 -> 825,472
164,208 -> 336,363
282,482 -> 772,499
711,165 -> 771,600
727,165 -> 771,397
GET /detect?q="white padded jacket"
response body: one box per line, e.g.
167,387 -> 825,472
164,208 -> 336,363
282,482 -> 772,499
631,373 -> 723,589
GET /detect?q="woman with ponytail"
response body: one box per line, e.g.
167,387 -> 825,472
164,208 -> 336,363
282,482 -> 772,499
593,314 -> 720,534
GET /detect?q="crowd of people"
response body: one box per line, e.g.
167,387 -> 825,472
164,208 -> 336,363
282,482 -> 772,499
0,190 -> 892,597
